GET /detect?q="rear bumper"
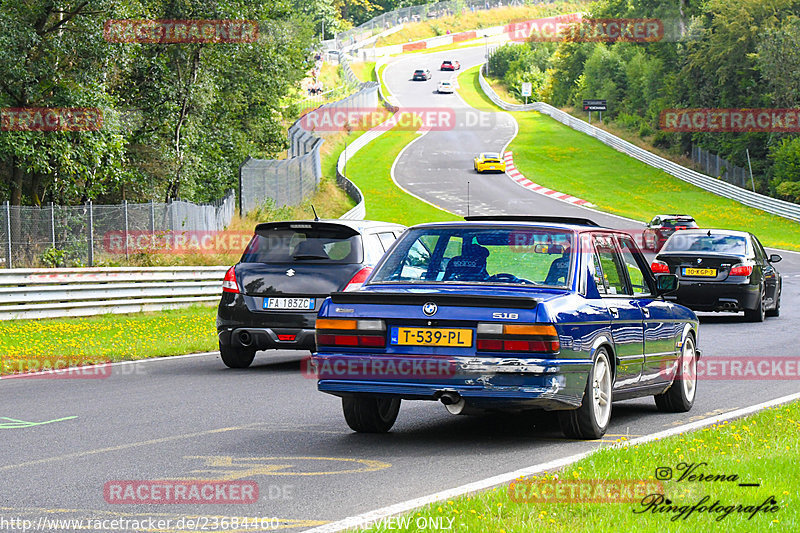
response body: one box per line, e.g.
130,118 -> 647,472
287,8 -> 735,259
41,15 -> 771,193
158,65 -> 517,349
217,292 -> 318,351
666,281 -> 759,312
218,326 -> 315,351
312,353 -> 592,410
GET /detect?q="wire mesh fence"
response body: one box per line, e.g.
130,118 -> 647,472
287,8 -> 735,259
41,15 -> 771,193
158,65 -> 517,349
328,0 -> 525,51
691,144 -> 753,190
1,191 -> 235,268
239,69 -> 380,215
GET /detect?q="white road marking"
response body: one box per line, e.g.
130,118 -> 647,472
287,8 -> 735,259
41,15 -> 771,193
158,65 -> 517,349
304,390 -> 800,533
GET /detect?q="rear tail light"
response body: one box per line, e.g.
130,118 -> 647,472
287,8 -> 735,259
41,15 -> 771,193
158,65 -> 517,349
343,267 -> 373,292
222,266 -> 239,293
729,264 -> 753,277
316,318 -> 386,348
476,323 -> 560,353
650,260 -> 670,274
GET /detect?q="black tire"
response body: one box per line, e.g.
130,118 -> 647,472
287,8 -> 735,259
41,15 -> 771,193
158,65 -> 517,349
219,344 -> 256,368
558,348 -> 613,439
766,286 -> 781,317
654,334 -> 697,413
342,396 -> 400,433
744,286 -> 766,322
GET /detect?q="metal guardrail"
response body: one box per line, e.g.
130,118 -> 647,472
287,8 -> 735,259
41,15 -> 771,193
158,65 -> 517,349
0,266 -> 227,320
478,65 -> 800,223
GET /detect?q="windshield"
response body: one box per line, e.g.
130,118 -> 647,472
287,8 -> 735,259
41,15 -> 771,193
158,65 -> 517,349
369,227 -> 575,287
662,218 -> 698,228
241,226 -> 363,264
662,233 -> 748,255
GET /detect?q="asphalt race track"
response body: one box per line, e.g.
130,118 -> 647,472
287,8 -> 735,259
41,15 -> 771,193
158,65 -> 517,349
3,46 -> 800,532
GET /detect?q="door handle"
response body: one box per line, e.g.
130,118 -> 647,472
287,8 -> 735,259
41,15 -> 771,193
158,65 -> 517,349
609,307 -> 619,318
642,307 -> 650,318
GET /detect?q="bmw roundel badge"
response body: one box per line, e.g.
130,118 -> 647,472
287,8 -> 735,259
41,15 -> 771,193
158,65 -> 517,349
422,302 -> 437,316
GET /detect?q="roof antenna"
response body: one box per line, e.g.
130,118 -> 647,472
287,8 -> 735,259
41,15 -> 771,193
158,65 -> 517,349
707,229 -> 712,236
467,181 -> 470,217
311,205 -> 319,221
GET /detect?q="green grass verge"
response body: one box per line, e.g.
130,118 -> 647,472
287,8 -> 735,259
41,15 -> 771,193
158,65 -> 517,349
345,118 -> 458,226
351,61 -> 377,83
0,305 -> 218,375
457,66 -> 800,251
365,401 -> 799,532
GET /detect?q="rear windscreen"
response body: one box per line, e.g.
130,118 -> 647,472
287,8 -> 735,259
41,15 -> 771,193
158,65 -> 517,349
241,226 -> 363,264
662,218 -> 698,228
663,234 -> 747,255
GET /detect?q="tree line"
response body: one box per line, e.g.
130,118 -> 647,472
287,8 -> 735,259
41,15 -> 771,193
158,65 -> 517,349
488,0 -> 800,201
0,0 -> 314,208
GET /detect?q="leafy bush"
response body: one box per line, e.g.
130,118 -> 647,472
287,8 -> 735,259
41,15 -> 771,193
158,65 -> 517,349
776,181 -> 800,203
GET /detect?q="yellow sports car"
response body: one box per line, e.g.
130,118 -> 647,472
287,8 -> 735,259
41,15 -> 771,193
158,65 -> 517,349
473,152 -> 506,173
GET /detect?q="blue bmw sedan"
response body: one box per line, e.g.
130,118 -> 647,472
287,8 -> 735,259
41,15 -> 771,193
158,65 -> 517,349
311,216 -> 700,439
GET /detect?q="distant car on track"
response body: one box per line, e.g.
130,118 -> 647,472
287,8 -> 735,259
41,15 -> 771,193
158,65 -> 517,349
312,216 -> 700,439
643,214 -> 698,252
216,219 -> 406,368
440,60 -> 461,71
412,69 -> 431,81
651,228 -> 782,321
473,152 -> 506,173
437,79 -> 455,94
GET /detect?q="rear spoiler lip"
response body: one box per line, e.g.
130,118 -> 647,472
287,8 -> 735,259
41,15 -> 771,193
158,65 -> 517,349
329,292 -> 538,309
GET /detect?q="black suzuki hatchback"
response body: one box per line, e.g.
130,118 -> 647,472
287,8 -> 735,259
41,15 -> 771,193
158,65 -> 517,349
217,219 -> 406,368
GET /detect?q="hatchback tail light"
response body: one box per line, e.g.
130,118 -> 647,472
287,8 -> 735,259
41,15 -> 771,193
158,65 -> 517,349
729,264 -> 753,277
343,267 -> 373,292
222,266 -> 239,293
316,318 -> 386,348
650,260 -> 670,274
476,323 -> 560,353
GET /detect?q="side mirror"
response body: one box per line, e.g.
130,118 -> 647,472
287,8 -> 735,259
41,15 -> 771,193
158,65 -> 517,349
655,273 -> 679,295
769,254 -> 782,263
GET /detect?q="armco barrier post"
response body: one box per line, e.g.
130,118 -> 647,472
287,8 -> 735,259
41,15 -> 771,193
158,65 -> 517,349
4,201 -> 11,269
123,200 -> 129,261
87,200 -> 94,267
50,202 -> 56,249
